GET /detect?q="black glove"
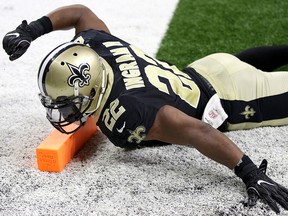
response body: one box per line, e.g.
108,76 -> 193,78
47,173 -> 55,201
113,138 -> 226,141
3,16 -> 52,61
3,20 -> 33,61
244,159 -> 267,207
235,155 -> 288,214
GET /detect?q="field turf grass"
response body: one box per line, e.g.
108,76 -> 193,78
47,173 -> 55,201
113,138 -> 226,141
156,0 -> 288,70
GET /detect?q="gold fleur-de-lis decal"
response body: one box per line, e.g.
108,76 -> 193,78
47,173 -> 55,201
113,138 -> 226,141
128,126 -> 146,144
240,105 -> 256,119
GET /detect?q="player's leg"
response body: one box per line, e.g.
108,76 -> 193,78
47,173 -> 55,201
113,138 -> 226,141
189,53 -> 288,131
235,45 -> 288,71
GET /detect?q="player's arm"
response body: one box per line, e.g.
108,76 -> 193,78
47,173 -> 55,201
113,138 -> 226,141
146,105 -> 244,169
47,4 -> 110,34
146,105 -> 288,213
2,4 -> 109,61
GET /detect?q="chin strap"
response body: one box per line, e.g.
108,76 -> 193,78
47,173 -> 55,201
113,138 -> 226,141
81,58 -> 107,120
95,59 -> 107,110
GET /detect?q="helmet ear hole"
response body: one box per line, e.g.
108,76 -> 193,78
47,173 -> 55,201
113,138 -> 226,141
90,88 -> 96,97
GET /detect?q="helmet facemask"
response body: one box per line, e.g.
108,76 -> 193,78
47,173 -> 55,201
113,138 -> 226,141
39,87 -> 96,134
38,42 -> 107,134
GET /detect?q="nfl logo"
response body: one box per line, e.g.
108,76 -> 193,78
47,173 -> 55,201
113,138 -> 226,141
208,110 -> 218,119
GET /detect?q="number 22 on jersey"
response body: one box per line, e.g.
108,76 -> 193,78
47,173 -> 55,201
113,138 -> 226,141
130,45 -> 201,108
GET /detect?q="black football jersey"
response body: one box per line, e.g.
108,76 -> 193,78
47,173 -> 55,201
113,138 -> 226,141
72,30 -> 214,148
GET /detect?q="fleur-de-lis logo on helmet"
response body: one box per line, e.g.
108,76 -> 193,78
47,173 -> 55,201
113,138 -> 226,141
67,62 -> 91,87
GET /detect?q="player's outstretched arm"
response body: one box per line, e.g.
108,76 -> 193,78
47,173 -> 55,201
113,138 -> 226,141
146,105 -> 288,213
146,105 -> 244,169
2,4 -> 110,61
47,4 -> 110,34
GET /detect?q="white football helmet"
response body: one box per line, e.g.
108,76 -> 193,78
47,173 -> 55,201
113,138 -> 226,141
38,42 -> 107,133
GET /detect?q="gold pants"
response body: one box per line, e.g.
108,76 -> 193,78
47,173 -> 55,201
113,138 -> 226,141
188,53 -> 288,130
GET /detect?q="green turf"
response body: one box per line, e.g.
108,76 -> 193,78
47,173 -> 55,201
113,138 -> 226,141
156,0 -> 288,69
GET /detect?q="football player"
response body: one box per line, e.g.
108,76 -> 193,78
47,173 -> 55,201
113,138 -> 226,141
3,4 -> 288,213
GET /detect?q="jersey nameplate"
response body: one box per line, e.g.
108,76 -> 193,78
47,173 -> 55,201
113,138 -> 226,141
103,41 -> 145,90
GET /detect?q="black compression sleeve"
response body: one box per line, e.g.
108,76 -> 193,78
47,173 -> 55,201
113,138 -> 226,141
235,45 -> 288,71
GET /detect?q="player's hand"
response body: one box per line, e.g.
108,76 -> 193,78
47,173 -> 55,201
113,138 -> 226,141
243,159 -> 267,206
2,20 -> 33,61
242,159 -> 288,214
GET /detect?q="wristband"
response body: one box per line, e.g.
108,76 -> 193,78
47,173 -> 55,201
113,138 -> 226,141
234,155 -> 256,179
28,16 -> 53,40
36,16 -> 53,33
